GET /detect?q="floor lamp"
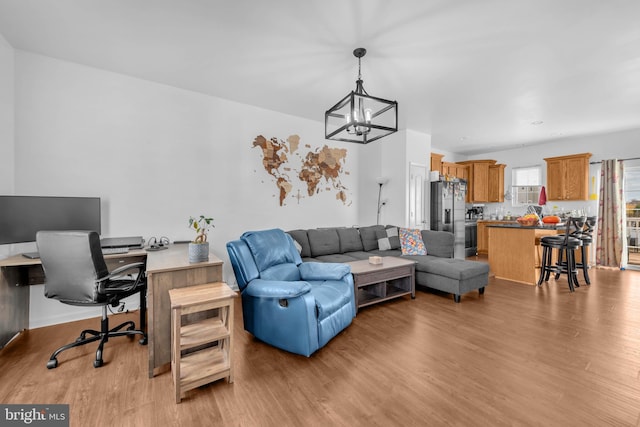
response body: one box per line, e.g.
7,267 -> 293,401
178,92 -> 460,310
376,177 -> 387,225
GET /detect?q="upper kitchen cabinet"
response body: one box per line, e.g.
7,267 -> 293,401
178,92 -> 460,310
430,152 -> 444,172
458,160 -> 498,202
488,164 -> 506,202
430,153 -> 468,181
544,153 -> 592,201
442,161 -> 468,181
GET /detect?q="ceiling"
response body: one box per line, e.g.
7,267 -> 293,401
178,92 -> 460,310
1,0 -> 639,155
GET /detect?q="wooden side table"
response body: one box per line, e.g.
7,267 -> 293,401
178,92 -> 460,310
168,282 -> 237,403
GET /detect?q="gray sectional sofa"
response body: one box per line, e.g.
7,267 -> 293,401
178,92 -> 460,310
286,225 -> 489,303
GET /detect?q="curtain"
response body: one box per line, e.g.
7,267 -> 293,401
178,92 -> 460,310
596,159 -> 627,268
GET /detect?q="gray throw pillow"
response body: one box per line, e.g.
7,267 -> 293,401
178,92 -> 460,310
376,226 -> 401,250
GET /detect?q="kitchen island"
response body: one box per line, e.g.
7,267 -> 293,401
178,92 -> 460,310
487,223 -> 563,285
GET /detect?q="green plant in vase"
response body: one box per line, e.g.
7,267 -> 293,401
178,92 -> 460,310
188,215 -> 214,262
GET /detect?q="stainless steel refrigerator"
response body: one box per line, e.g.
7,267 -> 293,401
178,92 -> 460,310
430,180 -> 466,259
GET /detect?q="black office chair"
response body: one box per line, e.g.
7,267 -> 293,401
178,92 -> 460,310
36,231 -> 147,369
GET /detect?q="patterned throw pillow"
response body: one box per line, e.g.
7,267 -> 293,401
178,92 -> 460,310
399,228 -> 427,255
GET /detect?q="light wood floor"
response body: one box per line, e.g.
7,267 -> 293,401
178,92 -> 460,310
1,267 -> 640,427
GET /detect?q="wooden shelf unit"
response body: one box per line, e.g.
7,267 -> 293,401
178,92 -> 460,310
169,282 -> 237,403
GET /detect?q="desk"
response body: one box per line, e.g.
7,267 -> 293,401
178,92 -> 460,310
0,245 -> 223,378
146,246 -> 223,377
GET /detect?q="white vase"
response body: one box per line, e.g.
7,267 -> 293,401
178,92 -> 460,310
188,242 -> 209,263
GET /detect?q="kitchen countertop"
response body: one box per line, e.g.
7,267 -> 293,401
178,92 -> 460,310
486,222 -> 565,230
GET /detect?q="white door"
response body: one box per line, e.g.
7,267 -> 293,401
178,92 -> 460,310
409,163 -> 427,229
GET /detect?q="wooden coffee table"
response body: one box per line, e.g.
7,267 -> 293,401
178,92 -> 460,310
346,257 -> 416,312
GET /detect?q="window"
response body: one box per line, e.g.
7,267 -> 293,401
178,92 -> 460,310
511,166 -> 542,207
624,164 -> 640,267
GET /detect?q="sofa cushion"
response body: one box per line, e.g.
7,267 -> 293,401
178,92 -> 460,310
308,228 -> 340,256
337,228 -> 364,253
399,228 -> 427,255
421,230 -> 454,258
376,226 -> 400,250
342,251 -> 371,260
242,228 -> 301,272
287,229 -> 311,258
368,249 -> 403,257
359,225 -> 385,251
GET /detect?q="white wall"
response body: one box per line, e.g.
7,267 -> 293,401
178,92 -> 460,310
406,129 -> 431,227
12,51 -> 361,327
356,138 -> 382,226
368,129 -> 431,228
430,145 -> 462,166
0,34 -> 14,260
380,132 -> 407,226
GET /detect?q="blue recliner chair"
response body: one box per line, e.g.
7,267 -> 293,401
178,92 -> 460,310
226,228 -> 356,356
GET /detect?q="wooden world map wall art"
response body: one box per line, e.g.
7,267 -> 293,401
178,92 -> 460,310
252,134 -> 351,207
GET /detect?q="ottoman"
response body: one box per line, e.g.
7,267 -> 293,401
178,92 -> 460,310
408,256 -> 490,303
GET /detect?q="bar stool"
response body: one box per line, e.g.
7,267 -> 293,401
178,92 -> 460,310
574,216 -> 596,284
537,217 -> 584,292
555,216 -> 592,285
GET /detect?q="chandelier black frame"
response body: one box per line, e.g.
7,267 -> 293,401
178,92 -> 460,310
325,48 -> 398,144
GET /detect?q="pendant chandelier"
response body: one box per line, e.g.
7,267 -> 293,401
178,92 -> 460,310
325,48 -> 398,144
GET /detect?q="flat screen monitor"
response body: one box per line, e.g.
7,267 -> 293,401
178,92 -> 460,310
0,195 -> 101,244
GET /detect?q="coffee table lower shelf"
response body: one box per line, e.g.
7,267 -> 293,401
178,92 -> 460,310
346,257 -> 416,312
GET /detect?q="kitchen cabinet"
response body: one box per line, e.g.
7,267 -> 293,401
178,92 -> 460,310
477,221 -> 488,254
442,161 -> 468,181
477,220 -> 515,254
488,164 -> 506,202
431,153 -> 468,181
544,153 -> 592,201
430,152 -> 444,172
458,160 -> 497,203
